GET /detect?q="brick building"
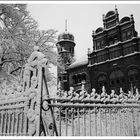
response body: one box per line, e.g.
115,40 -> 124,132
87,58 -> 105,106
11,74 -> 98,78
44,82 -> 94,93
57,8 -> 140,94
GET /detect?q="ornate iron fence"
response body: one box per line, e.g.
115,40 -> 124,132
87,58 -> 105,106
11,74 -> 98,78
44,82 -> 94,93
42,85 -> 140,136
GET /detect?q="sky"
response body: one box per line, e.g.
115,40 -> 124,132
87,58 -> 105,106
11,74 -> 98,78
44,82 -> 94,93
28,2 -> 140,60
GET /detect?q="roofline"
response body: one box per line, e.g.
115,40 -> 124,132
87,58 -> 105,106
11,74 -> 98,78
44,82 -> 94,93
67,61 -> 88,70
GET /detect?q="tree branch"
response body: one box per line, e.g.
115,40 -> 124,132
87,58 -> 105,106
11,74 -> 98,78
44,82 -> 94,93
0,58 -> 22,66
10,66 -> 22,74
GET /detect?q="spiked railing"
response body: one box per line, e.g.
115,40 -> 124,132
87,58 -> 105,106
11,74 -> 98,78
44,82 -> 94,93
55,86 -> 140,104
42,85 -> 140,136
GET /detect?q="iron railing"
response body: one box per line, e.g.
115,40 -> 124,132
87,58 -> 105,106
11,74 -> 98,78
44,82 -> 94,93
43,86 -> 140,136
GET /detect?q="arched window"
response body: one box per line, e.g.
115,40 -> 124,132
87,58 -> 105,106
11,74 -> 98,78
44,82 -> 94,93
72,75 -> 76,84
77,74 -> 82,83
81,73 -> 86,82
110,70 -> 124,79
109,70 -> 125,91
128,69 -> 139,83
128,68 -> 140,90
98,74 -> 107,89
109,37 -> 114,45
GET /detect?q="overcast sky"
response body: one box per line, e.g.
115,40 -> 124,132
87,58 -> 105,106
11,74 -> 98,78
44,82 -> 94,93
28,2 -> 140,60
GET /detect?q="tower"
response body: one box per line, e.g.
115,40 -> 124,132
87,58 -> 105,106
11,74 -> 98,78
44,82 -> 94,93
56,20 -> 76,90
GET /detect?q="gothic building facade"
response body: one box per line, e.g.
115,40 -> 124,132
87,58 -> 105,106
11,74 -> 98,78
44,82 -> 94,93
57,8 -> 140,94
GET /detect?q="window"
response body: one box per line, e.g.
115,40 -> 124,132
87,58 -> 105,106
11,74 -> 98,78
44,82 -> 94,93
110,70 -> 125,90
98,75 -> 107,88
110,80 -> 114,86
72,75 -> 76,84
110,70 -> 124,79
91,58 -> 95,64
96,51 -> 107,63
72,73 -> 87,85
109,35 -> 119,45
101,40 -> 105,48
109,47 -> 121,59
97,55 -> 106,63
123,46 -> 135,55
121,78 -> 125,83
123,42 -> 135,55
96,41 -> 100,49
63,75 -> 67,81
96,40 -> 105,50
128,69 -> 138,82
107,21 -> 116,29
69,47 -> 73,52
116,79 -> 120,84
109,37 -> 114,45
77,74 -> 82,83
81,73 -> 86,81
127,31 -> 132,39
122,32 -> 127,41
114,36 -> 118,43
58,48 -> 62,53
122,31 -> 132,41
110,50 -> 121,59
128,68 -> 139,89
